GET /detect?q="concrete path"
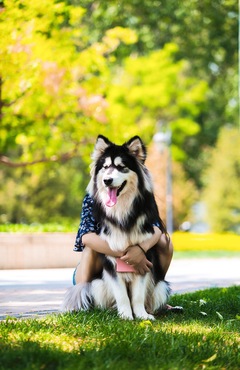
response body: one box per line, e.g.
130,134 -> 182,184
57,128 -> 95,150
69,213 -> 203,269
0,258 -> 239,320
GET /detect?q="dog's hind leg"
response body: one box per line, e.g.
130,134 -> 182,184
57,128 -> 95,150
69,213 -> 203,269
91,279 -> 115,309
130,275 -> 155,320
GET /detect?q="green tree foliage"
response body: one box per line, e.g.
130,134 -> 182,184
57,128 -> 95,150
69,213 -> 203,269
0,0 -> 208,169
107,44 -> 208,161
203,127 -> 240,233
0,0 -> 137,166
78,0 -> 238,184
0,0 -> 236,225
0,0 -> 135,222
1,0 -> 236,170
0,160 -> 88,224
79,0 -> 237,127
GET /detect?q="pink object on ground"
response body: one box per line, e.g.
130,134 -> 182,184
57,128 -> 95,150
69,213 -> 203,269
116,258 -> 136,273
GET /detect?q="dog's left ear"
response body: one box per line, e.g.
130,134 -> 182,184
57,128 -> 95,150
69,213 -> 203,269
92,135 -> 112,161
125,136 -> 147,164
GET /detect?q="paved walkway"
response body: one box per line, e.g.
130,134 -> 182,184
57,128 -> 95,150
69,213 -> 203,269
0,258 -> 239,320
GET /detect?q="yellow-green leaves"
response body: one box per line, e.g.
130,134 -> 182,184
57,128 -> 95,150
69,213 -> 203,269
0,1 -> 208,167
107,44 -> 208,153
0,1 -> 138,166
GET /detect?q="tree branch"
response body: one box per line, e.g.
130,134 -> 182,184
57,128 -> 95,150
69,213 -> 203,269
0,148 -> 79,168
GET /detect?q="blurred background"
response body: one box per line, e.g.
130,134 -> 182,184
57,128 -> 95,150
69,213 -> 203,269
0,0 -> 239,237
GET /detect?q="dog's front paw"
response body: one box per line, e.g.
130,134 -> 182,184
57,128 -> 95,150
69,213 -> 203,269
133,305 -> 156,320
118,307 -> 134,320
135,312 -> 155,321
120,312 -> 134,320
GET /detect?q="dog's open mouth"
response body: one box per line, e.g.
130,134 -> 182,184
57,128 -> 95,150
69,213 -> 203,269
106,181 -> 127,207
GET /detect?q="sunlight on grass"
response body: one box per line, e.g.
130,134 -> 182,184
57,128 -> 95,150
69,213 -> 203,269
8,331 -> 83,352
1,287 -> 239,369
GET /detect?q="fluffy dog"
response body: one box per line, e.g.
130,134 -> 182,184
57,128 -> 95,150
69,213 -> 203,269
62,135 -> 170,320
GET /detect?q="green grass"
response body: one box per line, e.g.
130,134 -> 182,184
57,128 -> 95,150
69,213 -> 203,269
0,286 -> 239,370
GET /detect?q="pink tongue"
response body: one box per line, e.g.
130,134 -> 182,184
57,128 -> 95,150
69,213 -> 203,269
106,188 -> 118,207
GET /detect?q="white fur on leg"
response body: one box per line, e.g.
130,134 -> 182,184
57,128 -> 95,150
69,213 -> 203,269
131,275 -> 155,320
104,272 -> 134,320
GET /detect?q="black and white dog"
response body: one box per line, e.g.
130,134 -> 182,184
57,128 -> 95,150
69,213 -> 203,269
62,135 -> 170,320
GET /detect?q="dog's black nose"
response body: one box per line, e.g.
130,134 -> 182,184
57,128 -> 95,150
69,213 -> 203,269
104,178 -> 113,186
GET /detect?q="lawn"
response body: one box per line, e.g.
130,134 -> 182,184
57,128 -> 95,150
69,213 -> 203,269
0,286 -> 239,370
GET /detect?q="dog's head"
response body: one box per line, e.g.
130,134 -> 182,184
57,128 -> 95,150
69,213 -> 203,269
88,135 -> 151,207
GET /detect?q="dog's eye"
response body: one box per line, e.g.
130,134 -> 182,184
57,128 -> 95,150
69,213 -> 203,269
117,165 -> 126,171
103,165 -> 109,170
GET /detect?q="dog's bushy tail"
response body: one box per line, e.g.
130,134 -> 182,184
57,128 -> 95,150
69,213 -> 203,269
61,279 -> 115,312
153,280 -> 171,311
146,280 -> 171,314
61,283 -> 93,312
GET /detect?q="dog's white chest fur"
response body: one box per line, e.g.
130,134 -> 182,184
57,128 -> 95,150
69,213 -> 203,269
100,218 -> 153,252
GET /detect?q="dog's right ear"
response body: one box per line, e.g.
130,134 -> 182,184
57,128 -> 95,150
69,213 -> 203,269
125,136 -> 147,164
92,135 -> 112,161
